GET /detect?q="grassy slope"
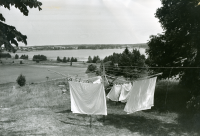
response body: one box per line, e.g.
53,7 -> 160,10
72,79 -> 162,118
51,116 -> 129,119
0,79 -> 199,136
0,59 -> 88,84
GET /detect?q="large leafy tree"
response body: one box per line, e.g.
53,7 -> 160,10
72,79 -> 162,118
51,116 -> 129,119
0,0 -> 42,52
146,0 -> 200,94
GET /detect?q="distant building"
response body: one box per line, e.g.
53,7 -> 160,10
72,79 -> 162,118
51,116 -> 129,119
114,63 -> 118,67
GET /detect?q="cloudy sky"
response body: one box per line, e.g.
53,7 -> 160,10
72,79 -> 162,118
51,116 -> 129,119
1,0 -> 163,46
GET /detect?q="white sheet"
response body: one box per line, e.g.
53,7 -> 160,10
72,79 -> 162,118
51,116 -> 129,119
124,77 -> 157,113
119,83 -> 132,102
106,84 -> 122,101
69,81 -> 107,115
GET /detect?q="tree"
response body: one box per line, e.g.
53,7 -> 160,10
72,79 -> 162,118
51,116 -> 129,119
67,57 -> 70,62
146,0 -> 200,95
63,57 -> 67,63
57,56 -> 61,62
0,0 -> 42,52
103,48 -> 146,78
15,54 -> 19,59
87,56 -> 92,63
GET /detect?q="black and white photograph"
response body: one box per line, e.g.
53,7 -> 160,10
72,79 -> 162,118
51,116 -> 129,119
0,0 -> 200,135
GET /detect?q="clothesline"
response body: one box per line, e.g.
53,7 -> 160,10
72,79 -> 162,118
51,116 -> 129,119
103,66 -> 200,69
105,69 -> 140,75
105,72 -> 162,83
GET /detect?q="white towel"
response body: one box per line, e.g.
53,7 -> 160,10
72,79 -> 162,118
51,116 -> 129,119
124,77 -> 157,113
106,84 -> 122,101
69,81 -> 107,115
119,83 -> 132,102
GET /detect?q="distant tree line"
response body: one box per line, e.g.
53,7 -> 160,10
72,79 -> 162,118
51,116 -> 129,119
0,53 -> 11,58
15,54 -> 28,59
57,56 -> 77,63
32,55 -> 47,61
87,56 -> 101,63
78,45 -> 121,49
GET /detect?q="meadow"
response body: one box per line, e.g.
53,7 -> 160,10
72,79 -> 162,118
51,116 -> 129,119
0,58 -> 88,84
0,78 -> 199,135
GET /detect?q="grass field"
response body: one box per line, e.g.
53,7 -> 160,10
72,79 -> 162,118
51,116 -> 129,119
0,79 -> 199,136
0,59 -> 88,84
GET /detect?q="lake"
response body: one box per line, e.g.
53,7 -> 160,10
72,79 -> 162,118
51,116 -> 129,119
12,48 -> 147,61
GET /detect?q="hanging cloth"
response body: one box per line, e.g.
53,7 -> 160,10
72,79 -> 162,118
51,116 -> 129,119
124,77 -> 157,113
107,85 -> 122,101
69,81 -> 107,115
119,83 -> 132,103
106,84 -> 122,101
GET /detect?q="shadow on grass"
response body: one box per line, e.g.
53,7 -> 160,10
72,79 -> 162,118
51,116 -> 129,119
0,130 -> 46,136
98,113 -> 199,135
55,109 -> 71,114
0,120 -> 16,124
59,120 -> 88,127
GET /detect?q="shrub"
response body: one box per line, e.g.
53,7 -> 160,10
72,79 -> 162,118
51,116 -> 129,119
86,64 -> 97,73
15,54 -> 19,59
20,60 -> 23,64
16,74 -> 26,86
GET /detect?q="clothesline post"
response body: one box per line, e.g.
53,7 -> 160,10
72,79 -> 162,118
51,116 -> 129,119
90,115 -> 92,128
102,62 -> 106,123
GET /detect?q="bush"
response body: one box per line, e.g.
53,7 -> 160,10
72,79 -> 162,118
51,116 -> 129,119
15,54 -> 19,59
33,54 -> 47,61
16,74 -> 26,86
0,53 -> 11,58
20,60 -> 23,64
86,64 -> 97,73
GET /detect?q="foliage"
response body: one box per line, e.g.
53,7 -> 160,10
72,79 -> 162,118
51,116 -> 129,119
57,56 -> 62,62
15,54 -> 19,59
87,55 -> 100,63
146,0 -> 200,95
0,0 -> 42,52
57,56 -> 77,63
20,54 -> 28,59
71,57 -> 77,62
187,96 -> 200,114
103,47 -> 147,79
33,54 -> 47,61
63,57 -> 67,63
16,74 -> 26,86
86,64 -> 97,73
0,52 -> 11,58
87,56 -> 93,63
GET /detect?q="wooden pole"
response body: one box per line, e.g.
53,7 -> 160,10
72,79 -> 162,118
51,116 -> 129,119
102,62 -> 106,123
90,115 -> 92,128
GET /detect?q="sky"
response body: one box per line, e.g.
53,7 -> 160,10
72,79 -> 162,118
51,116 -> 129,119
1,0 -> 163,46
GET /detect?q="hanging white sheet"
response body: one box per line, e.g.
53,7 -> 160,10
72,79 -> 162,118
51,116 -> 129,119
119,83 -> 132,103
124,77 -> 157,113
106,84 -> 122,101
69,81 -> 107,115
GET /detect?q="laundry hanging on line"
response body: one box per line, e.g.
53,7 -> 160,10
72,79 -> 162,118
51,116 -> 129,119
124,77 -> 157,114
119,83 -> 132,103
106,84 -> 122,101
106,83 -> 132,102
69,81 -> 107,115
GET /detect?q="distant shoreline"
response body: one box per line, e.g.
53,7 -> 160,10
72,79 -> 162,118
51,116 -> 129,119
15,46 -> 148,53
